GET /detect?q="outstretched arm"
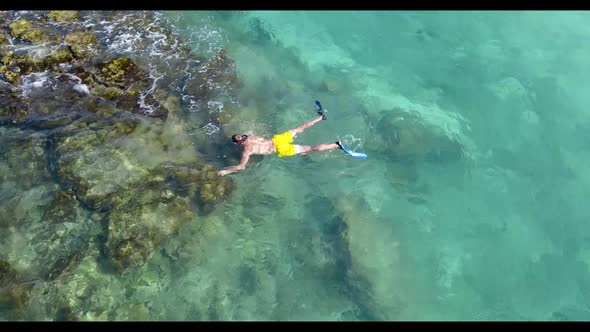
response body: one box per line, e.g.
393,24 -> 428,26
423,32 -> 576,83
218,151 -> 250,176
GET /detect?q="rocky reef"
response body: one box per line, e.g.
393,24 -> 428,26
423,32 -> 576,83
0,10 -> 242,320
0,259 -> 33,320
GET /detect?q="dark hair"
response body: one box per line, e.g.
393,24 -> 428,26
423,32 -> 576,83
232,134 -> 247,143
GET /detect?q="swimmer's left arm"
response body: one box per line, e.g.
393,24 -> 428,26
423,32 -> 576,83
218,152 -> 250,176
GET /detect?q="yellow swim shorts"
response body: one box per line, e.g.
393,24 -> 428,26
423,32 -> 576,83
272,131 -> 296,157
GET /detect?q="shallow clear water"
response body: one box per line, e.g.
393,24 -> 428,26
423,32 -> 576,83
158,11 -> 590,320
2,10 -> 590,321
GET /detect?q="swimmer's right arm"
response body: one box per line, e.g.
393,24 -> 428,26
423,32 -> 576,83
218,152 -> 250,176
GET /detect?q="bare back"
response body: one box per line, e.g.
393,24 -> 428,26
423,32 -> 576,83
218,114 -> 336,176
242,135 -> 275,155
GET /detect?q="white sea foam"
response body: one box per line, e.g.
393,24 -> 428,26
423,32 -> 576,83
201,122 -> 220,135
19,71 -> 51,97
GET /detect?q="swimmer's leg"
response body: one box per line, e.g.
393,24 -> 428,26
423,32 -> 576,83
289,115 -> 325,138
294,142 -> 340,155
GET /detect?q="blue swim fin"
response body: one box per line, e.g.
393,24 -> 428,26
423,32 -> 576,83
339,143 -> 367,159
315,100 -> 323,110
314,100 -> 326,120
315,100 -> 366,159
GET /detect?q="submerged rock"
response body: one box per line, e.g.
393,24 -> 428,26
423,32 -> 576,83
166,163 -> 234,209
0,283 -> 32,320
373,109 -> 465,163
182,48 -> 242,113
0,259 -> 19,288
0,82 -> 29,122
0,11 -> 250,321
0,188 -> 89,282
76,158 -> 233,271
334,195 -> 406,320
34,228 -> 89,281
44,11 -> 79,23
43,190 -> 85,224
0,256 -> 32,321
56,127 -> 154,210
53,115 -> 234,271
0,129 -> 51,191
2,187 -> 90,283
0,128 -> 90,291
105,191 -> 194,272
0,11 -> 240,287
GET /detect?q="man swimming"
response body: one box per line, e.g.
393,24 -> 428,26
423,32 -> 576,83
217,110 -> 342,176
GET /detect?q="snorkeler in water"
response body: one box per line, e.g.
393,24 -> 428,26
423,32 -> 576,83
218,101 -> 368,176
217,108 -> 342,176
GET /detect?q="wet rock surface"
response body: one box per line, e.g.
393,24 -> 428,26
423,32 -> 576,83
0,31 -> 8,45
65,30 -> 97,59
45,11 -> 79,24
8,18 -> 52,43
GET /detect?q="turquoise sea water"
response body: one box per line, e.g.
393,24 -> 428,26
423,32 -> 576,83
1,10 -> 590,321
164,11 -> 590,320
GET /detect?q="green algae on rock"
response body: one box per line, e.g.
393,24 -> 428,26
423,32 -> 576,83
0,50 -> 36,85
0,31 -> 8,45
96,57 -> 146,87
64,30 -> 97,59
82,57 -> 166,114
44,11 -> 79,23
8,18 -> 51,43
0,47 -> 72,86
43,45 -> 75,68
89,84 -> 126,100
